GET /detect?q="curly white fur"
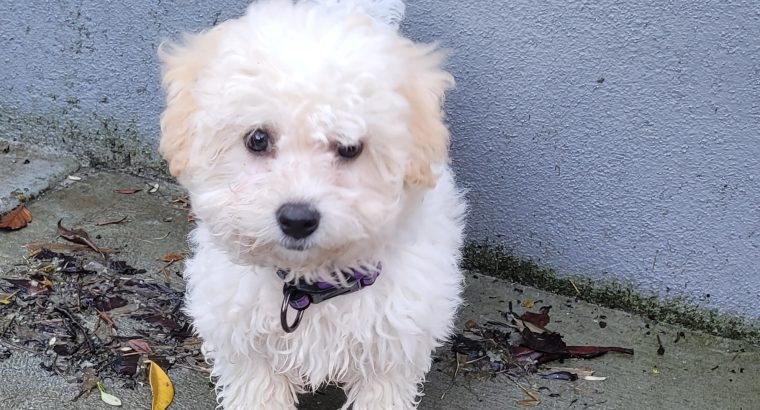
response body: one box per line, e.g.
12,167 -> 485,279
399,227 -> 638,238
302,0 -> 406,29
159,1 -> 465,409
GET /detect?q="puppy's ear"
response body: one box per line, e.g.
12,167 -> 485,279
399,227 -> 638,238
399,45 -> 455,188
158,29 -> 222,178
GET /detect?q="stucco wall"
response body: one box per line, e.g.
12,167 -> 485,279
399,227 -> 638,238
1,1 -> 758,319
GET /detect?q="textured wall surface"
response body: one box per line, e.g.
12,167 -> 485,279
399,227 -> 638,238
1,1 -> 759,318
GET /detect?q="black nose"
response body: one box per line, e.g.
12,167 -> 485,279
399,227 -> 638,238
276,203 -> 320,240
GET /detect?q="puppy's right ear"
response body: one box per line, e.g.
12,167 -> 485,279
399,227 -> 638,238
158,30 -> 222,178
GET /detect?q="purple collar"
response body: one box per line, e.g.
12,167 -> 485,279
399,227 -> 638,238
278,265 -> 381,333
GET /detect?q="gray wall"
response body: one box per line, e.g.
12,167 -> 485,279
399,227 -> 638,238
1,1 -> 759,319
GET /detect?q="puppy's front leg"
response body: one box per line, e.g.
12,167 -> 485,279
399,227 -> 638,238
212,352 -> 297,410
343,371 -> 423,410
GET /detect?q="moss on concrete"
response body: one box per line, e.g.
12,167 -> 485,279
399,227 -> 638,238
0,107 -> 168,178
463,241 -> 760,344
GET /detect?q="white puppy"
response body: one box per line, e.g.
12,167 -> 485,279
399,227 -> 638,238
158,0 -> 465,408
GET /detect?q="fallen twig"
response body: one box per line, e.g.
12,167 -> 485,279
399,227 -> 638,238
24,242 -> 116,254
54,307 -> 95,352
95,216 -> 128,227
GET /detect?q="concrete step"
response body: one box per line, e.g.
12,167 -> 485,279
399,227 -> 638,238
0,138 -> 80,216
0,170 -> 757,410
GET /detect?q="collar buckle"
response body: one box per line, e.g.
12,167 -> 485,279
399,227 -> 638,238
277,265 -> 381,333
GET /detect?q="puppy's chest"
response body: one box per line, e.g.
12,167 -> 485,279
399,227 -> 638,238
262,299 -> 382,384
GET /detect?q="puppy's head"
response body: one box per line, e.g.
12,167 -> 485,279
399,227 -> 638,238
159,0 -> 453,274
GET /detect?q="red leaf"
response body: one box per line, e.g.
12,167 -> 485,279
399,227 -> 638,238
127,339 -> 153,355
520,306 -> 552,329
565,345 -> 634,358
520,327 -> 567,354
2,278 -> 50,295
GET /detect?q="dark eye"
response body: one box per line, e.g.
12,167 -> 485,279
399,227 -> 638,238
337,142 -> 364,160
244,129 -> 271,153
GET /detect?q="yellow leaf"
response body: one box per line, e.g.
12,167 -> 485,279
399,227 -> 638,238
0,292 -> 17,305
146,360 -> 174,410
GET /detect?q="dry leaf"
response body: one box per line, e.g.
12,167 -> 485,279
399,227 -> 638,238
505,312 -> 547,334
72,369 -> 98,402
517,389 -> 541,407
113,188 -> 142,195
172,196 -> 190,208
57,219 -> 104,255
520,306 -> 551,329
0,205 -> 32,230
584,375 -> 608,381
520,298 -> 535,309
3,278 -> 50,296
97,382 -> 123,406
146,359 -> 174,410
161,252 -> 184,263
127,339 -> 153,355
0,291 -> 18,305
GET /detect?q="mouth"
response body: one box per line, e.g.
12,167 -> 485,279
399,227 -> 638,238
280,239 -> 312,251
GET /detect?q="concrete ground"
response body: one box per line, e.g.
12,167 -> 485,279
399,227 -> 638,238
0,145 -> 758,409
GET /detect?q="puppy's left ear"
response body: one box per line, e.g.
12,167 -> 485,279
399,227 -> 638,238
158,28 -> 223,178
399,44 -> 455,188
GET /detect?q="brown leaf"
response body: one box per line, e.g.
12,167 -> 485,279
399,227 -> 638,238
520,298 -> 535,309
505,311 -> 547,334
127,339 -> 153,355
113,188 -> 142,195
161,252 -> 184,263
57,219 -> 103,255
72,368 -> 98,402
171,196 -> 190,208
0,205 -> 32,230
